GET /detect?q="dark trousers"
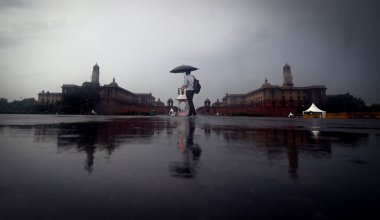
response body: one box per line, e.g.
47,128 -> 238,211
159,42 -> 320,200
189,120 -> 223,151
186,90 -> 197,116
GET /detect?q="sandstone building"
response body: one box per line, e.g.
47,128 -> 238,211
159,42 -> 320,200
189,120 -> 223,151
198,63 -> 326,116
38,64 -> 170,114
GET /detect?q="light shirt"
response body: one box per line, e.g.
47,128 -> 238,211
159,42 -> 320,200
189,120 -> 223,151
183,74 -> 194,90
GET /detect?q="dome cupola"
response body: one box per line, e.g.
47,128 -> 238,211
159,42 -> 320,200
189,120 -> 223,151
261,78 -> 272,88
109,77 -> 118,87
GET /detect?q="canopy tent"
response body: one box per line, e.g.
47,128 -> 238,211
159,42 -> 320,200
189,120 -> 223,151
303,103 -> 326,118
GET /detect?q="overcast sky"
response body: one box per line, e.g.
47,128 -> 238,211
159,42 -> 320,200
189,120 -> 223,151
1,0 -> 379,107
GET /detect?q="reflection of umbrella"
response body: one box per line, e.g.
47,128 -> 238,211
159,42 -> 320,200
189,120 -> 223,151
170,65 -> 198,73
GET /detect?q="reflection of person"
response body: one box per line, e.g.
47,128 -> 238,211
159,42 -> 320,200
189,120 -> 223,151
181,71 -> 197,117
84,146 -> 95,173
170,119 -> 201,178
187,120 -> 201,159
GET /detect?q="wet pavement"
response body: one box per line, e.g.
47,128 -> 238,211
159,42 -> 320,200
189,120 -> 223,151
0,114 -> 380,220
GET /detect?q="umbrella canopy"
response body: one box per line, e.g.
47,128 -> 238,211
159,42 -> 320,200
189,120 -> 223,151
170,65 -> 198,73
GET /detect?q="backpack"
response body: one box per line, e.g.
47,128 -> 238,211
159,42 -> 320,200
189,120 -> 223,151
193,76 -> 201,94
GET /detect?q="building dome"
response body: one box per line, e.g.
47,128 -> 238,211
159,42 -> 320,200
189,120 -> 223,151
109,77 -> 118,87
204,98 -> 210,103
261,78 -> 272,88
168,98 -> 173,102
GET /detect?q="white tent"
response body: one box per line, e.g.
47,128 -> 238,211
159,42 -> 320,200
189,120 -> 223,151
303,103 -> 326,118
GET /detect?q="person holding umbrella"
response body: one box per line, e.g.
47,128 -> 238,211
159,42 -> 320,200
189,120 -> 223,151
182,70 -> 197,118
171,65 -> 199,118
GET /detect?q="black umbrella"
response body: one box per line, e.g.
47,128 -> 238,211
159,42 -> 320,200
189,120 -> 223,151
170,65 -> 198,73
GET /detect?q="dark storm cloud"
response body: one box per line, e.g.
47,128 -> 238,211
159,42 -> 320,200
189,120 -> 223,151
167,0 -> 380,104
0,0 -> 41,46
0,0 -> 34,10
0,20 -> 65,49
248,0 -> 380,104
272,0 -> 380,57
0,24 -> 46,49
0,36 -> 20,48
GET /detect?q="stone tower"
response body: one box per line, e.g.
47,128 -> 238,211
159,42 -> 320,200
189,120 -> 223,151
282,63 -> 293,87
167,98 -> 174,107
91,63 -> 100,84
204,98 -> 211,107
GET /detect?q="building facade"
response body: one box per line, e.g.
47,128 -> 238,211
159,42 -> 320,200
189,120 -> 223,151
198,63 -> 327,116
37,91 -> 62,104
97,77 -> 153,106
38,64 -> 171,114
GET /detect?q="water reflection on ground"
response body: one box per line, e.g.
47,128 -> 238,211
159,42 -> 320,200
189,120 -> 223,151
33,117 -> 179,172
169,119 -> 202,178
0,115 -> 379,220
209,125 -> 369,181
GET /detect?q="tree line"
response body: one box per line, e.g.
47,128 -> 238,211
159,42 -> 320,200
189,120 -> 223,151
0,98 -> 42,114
0,83 -> 100,114
325,93 -> 380,113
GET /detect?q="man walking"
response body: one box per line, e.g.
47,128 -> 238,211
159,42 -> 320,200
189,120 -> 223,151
182,71 -> 197,117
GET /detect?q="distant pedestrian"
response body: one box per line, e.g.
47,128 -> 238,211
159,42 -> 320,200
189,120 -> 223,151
182,71 -> 197,117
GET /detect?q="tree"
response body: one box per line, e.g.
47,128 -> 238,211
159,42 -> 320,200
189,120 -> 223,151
0,98 -> 40,114
368,104 -> 380,112
81,82 -> 100,114
0,98 -> 10,113
326,93 -> 367,113
60,82 -> 100,114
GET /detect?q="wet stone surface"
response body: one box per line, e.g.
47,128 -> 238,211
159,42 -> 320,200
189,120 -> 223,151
0,114 -> 379,220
